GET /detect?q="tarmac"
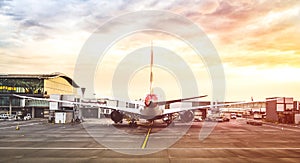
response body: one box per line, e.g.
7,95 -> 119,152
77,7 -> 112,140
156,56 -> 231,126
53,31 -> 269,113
0,118 -> 300,162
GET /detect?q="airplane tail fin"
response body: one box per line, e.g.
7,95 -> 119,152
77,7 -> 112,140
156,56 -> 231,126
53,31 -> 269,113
149,41 -> 153,94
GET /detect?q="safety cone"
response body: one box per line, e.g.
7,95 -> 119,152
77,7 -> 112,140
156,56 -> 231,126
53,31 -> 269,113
16,124 -> 20,130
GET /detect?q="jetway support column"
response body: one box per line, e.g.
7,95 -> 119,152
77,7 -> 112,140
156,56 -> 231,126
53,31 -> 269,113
9,97 -> 12,115
32,107 -> 35,118
98,108 -> 101,119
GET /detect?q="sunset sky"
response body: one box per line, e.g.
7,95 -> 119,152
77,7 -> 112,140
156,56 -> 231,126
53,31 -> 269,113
0,0 -> 300,101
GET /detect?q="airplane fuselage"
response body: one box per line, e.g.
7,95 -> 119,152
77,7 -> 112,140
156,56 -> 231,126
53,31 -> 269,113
140,94 -> 164,120
140,105 -> 163,120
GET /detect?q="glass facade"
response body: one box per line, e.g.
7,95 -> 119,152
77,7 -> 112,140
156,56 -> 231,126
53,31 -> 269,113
0,78 -> 44,94
0,97 -> 20,106
0,78 -> 44,107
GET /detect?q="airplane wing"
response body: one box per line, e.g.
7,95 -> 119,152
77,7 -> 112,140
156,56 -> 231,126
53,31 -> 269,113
13,94 -> 82,105
157,95 -> 208,106
101,105 -> 141,114
162,99 -> 276,115
12,94 -> 141,114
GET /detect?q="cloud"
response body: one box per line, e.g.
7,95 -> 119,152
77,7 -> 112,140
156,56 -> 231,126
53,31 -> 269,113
222,50 -> 300,68
1,0 -> 298,44
176,0 -> 300,70
0,0 -> 94,46
0,0 -> 300,70
20,19 -> 50,29
183,0 -> 298,40
0,0 -> 299,100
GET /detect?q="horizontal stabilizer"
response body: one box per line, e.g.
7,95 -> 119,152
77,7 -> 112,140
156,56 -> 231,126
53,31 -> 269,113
157,95 -> 208,106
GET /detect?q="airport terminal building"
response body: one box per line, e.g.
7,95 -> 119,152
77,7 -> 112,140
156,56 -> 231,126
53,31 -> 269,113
0,72 -> 79,118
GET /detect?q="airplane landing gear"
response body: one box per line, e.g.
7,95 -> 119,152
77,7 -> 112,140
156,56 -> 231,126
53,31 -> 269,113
163,114 -> 175,127
129,119 -> 138,128
166,120 -> 175,127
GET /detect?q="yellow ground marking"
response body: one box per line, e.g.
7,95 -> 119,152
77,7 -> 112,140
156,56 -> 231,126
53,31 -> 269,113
141,128 -> 152,149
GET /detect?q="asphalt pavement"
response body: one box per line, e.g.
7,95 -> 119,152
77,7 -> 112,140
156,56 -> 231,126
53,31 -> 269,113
0,118 -> 299,162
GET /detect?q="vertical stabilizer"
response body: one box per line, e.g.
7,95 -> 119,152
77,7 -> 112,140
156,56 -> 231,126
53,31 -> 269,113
149,42 -> 154,94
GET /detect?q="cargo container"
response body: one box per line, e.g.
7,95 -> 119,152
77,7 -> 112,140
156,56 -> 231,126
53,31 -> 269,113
266,97 -> 295,124
55,112 -> 66,124
295,114 -> 300,124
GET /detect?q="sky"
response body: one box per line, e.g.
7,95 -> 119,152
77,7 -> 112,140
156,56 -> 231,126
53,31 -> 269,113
0,0 -> 300,101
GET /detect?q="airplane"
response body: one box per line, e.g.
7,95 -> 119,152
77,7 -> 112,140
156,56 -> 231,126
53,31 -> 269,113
12,44 -> 276,127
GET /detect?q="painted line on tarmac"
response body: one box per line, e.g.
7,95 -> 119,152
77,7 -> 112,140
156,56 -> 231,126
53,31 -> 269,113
141,128 -> 152,149
263,124 -> 300,132
1,147 -> 300,150
0,122 -> 40,130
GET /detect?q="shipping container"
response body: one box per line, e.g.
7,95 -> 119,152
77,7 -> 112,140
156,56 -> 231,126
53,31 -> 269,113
55,112 -> 66,124
266,97 -> 295,124
294,101 -> 299,111
285,97 -> 293,104
295,114 -> 300,124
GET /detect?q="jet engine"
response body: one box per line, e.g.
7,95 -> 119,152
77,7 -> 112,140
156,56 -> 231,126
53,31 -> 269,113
110,110 -> 123,123
180,110 -> 194,122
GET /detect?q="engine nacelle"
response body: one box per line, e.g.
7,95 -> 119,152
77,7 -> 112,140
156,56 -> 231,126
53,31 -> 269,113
111,110 -> 123,123
180,110 -> 194,123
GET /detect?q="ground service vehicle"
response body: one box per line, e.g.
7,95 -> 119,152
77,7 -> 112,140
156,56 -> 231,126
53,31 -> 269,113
230,113 -> 237,119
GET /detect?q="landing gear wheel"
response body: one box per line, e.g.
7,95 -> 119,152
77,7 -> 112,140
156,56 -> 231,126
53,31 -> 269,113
114,120 -> 123,124
129,121 -> 138,128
